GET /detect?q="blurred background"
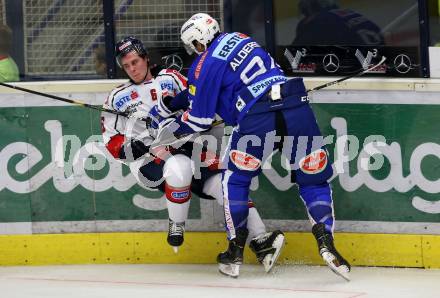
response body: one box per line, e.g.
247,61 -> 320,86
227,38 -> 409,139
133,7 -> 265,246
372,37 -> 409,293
1,0 -> 440,80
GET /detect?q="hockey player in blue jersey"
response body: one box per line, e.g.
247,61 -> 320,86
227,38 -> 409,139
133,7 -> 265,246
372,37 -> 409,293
154,13 -> 350,279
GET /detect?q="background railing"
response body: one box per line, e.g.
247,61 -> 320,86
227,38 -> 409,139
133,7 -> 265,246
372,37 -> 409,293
2,0 -> 222,81
0,0 -> 4,24
23,0 -> 105,77
1,0 -> 438,81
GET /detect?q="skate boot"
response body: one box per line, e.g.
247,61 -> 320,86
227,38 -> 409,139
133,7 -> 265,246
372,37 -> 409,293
167,219 -> 185,253
249,230 -> 285,273
217,228 -> 248,278
312,223 -> 351,281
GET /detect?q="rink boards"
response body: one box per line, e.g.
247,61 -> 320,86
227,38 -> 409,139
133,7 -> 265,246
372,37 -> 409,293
0,78 -> 440,267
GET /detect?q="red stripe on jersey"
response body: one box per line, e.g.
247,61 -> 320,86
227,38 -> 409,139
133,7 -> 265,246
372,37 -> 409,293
247,200 -> 255,208
165,69 -> 188,88
106,134 -> 125,158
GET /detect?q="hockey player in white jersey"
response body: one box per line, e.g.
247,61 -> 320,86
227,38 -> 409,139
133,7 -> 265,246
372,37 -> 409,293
101,36 -> 285,273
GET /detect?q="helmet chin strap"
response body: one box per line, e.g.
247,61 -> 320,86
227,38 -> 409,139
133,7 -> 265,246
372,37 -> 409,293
142,68 -> 151,81
193,42 -> 206,55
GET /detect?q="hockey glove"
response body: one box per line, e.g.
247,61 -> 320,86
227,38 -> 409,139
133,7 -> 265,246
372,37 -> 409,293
120,138 -> 151,161
150,118 -> 193,151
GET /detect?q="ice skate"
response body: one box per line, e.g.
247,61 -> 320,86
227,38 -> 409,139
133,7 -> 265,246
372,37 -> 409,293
249,230 -> 285,273
217,228 -> 248,278
167,219 -> 185,253
312,223 -> 351,281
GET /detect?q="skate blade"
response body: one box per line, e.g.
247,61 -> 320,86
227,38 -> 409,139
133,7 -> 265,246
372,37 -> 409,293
321,252 -> 350,281
218,263 -> 240,278
172,246 -> 179,253
262,234 -> 285,273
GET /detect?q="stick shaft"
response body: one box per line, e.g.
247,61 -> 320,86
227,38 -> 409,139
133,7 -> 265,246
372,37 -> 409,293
213,57 -> 387,128
307,56 -> 387,92
0,81 -> 127,117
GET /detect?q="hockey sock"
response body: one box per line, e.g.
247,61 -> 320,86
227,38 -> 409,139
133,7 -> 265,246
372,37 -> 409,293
204,174 -> 266,239
299,182 -> 334,235
222,170 -> 252,239
247,203 -> 266,239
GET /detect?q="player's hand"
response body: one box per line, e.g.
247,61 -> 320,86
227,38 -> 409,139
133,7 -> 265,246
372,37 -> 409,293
150,118 -> 193,152
153,118 -> 179,147
146,105 -> 170,138
122,138 -> 151,161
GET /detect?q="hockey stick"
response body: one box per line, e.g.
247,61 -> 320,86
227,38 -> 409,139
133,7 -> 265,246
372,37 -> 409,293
307,56 -> 387,92
0,81 -> 129,117
205,57 -> 387,129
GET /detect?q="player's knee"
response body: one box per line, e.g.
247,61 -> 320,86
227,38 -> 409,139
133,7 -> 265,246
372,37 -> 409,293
163,154 -> 193,187
227,199 -> 249,215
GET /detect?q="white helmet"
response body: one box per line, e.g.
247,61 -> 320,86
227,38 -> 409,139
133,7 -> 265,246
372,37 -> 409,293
180,13 -> 220,55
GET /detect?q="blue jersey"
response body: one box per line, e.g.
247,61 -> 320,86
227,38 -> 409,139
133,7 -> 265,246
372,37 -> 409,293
175,32 -> 286,134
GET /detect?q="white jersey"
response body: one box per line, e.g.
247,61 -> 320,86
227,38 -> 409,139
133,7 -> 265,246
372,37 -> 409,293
101,69 -> 187,159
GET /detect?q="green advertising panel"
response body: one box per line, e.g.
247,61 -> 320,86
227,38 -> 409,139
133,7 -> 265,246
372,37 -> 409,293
1,95 -> 439,234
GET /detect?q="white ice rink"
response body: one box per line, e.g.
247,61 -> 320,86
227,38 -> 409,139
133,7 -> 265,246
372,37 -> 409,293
1,264 -> 439,298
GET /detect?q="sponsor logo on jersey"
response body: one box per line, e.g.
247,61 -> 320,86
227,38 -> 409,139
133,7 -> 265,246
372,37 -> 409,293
126,101 -> 143,115
171,190 -> 190,200
229,150 -> 261,171
189,85 -> 196,96
195,51 -> 209,79
160,82 -> 173,91
247,75 -> 287,98
130,90 -> 139,100
114,93 -> 132,109
235,96 -> 246,112
213,33 -> 249,60
229,41 -> 260,71
299,149 -> 328,174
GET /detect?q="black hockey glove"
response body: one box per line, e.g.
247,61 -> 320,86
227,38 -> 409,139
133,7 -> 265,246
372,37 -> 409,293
120,139 -> 150,160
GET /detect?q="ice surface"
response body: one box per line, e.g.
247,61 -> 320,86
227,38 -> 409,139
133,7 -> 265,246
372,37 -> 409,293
0,264 -> 439,298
